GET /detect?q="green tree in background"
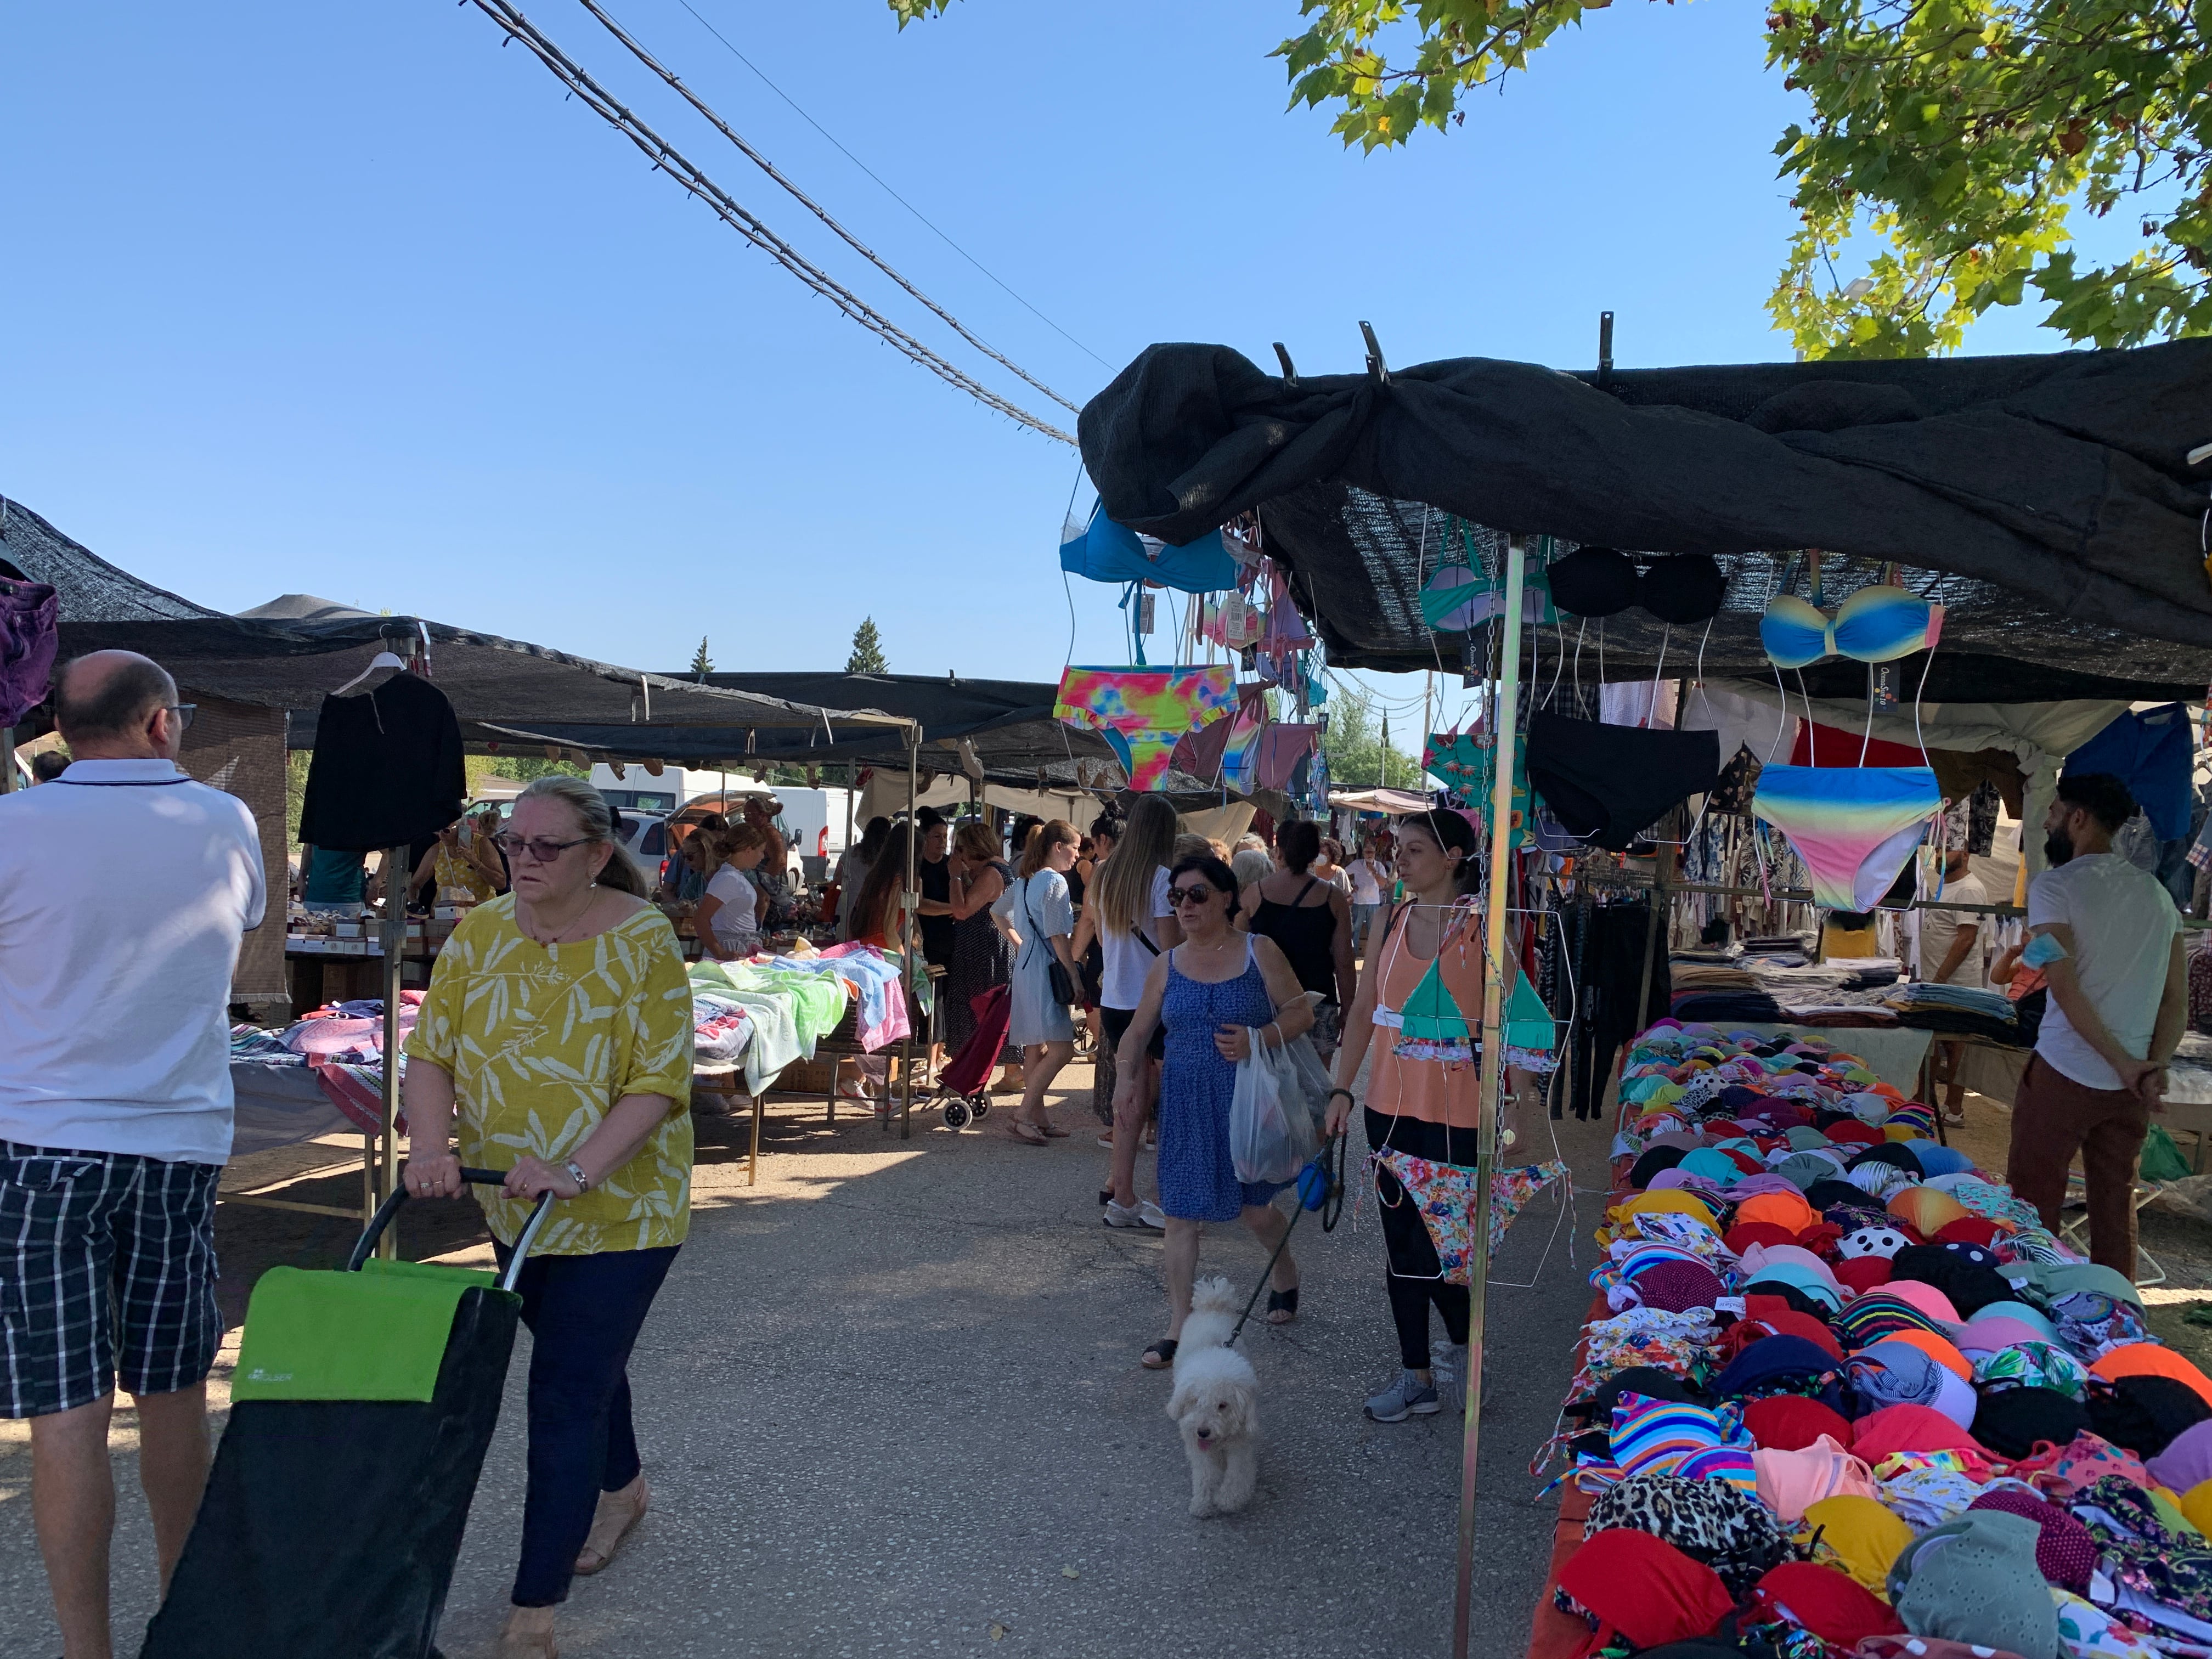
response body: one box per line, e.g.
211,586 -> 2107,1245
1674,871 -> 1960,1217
484,755 -> 590,785
890,0 -> 2212,357
690,636 -> 714,678
1320,682 -> 1422,789
847,617 -> 889,675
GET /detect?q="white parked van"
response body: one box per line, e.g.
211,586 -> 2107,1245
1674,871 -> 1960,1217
589,765 -> 856,860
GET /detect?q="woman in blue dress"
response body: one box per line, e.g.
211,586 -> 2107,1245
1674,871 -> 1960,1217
1111,852 -> 1315,1369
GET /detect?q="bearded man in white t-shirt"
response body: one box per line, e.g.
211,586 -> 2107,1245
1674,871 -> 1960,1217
2006,771 -> 2187,1279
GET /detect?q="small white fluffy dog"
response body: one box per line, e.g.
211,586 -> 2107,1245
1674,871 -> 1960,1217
1166,1276 -> 1261,1517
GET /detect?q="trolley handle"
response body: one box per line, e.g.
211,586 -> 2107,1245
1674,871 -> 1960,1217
346,1166 -> 557,1293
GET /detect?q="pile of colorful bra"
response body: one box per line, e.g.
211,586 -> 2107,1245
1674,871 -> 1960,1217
1539,1020 -> 2212,1659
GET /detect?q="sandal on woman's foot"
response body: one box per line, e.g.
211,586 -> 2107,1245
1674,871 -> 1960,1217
1037,1120 -> 1070,1138
1266,1286 -> 1300,1324
1141,1338 -> 1178,1370
573,1477 -> 648,1577
1006,1121 -> 1048,1146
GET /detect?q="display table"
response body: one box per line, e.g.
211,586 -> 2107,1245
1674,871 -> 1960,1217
229,1061 -> 356,1155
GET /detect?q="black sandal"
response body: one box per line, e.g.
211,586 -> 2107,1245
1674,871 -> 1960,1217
1141,1338 -> 1178,1370
1266,1286 -> 1300,1324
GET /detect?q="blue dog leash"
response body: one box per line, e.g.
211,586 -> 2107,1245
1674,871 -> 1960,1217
1226,1132 -> 1346,1346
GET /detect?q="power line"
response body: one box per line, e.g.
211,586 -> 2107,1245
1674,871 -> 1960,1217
575,0 -> 1082,416
670,0 -> 1115,373
462,0 -> 1076,447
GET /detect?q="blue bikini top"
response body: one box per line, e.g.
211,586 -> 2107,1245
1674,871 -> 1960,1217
1760,584 -> 1943,670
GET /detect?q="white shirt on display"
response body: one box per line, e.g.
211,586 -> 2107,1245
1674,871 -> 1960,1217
2026,851 -> 2181,1090
0,759 -> 266,1164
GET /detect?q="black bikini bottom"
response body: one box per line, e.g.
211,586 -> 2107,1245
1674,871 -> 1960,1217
1525,711 -> 1720,851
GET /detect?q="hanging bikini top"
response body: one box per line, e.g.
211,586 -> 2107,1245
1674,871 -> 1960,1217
1760,584 -> 1943,670
1547,547 -> 1727,625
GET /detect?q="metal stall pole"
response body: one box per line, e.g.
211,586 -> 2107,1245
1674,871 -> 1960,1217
377,840 -> 409,1257
897,727 -> 919,1138
1455,532 -> 1527,1657
1633,806 -> 1677,1035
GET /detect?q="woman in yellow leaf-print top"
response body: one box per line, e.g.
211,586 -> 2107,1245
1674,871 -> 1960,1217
402,776 -> 693,1658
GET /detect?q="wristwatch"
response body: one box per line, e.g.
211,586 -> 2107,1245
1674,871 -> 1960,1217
563,1159 -> 592,1193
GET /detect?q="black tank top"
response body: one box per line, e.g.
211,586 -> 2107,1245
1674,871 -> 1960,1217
1249,877 -> 1338,1001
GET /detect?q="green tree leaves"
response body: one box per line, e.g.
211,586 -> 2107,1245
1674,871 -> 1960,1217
847,617 -> 890,675
1320,682 -> 1422,788
890,0 -> 2212,354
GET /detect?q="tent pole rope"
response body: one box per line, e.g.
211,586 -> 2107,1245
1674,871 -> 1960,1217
1455,531 -> 1524,1656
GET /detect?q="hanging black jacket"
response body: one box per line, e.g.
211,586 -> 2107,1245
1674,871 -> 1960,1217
298,672 -> 466,851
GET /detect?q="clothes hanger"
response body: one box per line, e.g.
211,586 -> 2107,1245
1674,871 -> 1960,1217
332,650 -> 407,698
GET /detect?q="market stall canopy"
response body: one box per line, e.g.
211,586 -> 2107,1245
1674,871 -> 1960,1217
0,500 -> 907,745
499,673 -> 1123,774
1328,787 -> 1437,816
1077,341 -> 2212,699
0,496 -> 219,621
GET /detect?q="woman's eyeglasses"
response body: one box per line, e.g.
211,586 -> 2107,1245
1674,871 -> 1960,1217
1166,884 -> 1220,908
492,833 -> 589,864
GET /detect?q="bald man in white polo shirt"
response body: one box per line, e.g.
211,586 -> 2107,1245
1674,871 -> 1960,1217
0,651 -> 263,1659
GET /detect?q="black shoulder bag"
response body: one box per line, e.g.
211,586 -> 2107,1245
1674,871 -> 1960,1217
1024,876 -> 1079,1007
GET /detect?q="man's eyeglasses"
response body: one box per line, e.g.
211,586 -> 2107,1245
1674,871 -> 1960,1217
492,833 -> 589,864
165,704 -> 196,732
1167,884 -> 1220,908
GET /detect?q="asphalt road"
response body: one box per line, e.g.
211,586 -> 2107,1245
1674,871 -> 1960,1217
0,1064 -> 1612,1659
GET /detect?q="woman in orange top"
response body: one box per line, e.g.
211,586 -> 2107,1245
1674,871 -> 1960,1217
1325,809 -> 1538,1423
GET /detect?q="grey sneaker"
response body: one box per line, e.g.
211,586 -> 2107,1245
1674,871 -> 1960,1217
1103,1198 -> 1167,1231
1431,1341 -> 1468,1406
1364,1369 -> 1441,1422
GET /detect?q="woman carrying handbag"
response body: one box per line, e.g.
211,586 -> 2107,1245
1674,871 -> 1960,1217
1005,819 -> 1083,1144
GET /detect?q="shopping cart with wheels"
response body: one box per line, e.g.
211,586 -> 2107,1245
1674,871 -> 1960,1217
930,981 -> 1012,1130
140,1170 -> 555,1659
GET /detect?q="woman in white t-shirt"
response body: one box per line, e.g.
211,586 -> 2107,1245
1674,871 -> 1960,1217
696,823 -> 768,960
1347,845 -> 1390,951
1071,794 -> 1182,1228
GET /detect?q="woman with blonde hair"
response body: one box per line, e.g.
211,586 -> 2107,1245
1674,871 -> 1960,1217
1002,819 -> 1083,1143
694,822 -> 768,961
1075,794 -> 1182,1227
401,775 -> 694,1657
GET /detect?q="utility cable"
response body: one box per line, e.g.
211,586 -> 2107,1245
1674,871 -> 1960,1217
575,0 -> 1083,416
463,0 -> 1075,447
670,0 -> 1113,373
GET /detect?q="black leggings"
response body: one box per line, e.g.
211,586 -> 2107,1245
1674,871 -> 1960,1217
1367,1107 -> 1472,1371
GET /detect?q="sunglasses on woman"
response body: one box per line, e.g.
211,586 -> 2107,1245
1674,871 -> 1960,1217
1166,883 -> 1222,908
492,833 -> 589,864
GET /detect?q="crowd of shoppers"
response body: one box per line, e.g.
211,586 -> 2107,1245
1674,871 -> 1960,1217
2,673 -> 1454,1658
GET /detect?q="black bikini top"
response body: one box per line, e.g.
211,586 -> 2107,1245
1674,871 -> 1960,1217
1547,547 -> 1726,624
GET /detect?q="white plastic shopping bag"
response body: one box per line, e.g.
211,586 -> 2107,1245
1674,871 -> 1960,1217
1229,1026 -> 1329,1185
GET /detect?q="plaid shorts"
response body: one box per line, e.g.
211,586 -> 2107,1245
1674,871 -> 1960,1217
0,1141 -> 222,1418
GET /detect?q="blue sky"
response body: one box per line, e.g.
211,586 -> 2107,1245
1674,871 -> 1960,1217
2,1 -> 2120,703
